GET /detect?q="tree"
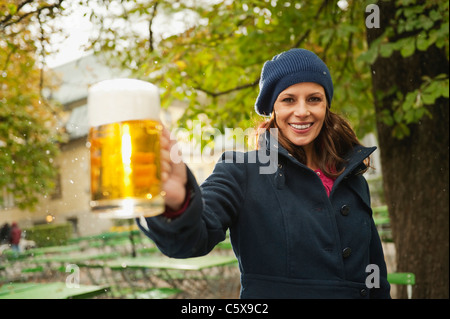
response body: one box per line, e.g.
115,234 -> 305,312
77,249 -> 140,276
86,0 -> 449,298
365,0 -> 448,299
0,0 -> 66,209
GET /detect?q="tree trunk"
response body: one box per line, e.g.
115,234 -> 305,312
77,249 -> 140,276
366,2 -> 449,298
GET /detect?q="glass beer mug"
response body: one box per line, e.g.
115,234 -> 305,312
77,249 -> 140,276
87,79 -> 164,218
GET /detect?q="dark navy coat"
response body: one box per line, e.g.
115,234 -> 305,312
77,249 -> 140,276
138,133 -> 391,299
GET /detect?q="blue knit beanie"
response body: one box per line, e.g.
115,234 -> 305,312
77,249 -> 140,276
255,48 -> 333,116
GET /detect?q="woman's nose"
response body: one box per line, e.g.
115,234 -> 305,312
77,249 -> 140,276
293,101 -> 310,117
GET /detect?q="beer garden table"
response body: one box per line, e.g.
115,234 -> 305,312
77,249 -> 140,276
26,244 -> 81,256
32,251 -> 120,265
106,255 -> 239,298
0,282 -> 109,299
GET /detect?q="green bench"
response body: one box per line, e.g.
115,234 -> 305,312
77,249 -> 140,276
373,205 -> 393,242
388,272 -> 415,299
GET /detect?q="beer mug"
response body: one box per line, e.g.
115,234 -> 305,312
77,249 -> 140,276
87,79 -> 164,218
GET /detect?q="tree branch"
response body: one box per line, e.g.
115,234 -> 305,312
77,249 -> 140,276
292,0 -> 328,49
0,0 -> 34,27
149,1 -> 159,52
0,0 -> 64,30
192,77 -> 260,98
2,46 -> 16,73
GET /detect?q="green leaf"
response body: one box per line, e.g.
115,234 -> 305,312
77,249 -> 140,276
359,38 -> 381,64
402,91 -> 418,111
392,123 -> 410,139
421,77 -> 449,104
379,109 -> 394,126
400,38 -> 416,57
416,32 -> 430,51
441,80 -> 450,98
380,43 -> 395,58
7,3 -> 17,14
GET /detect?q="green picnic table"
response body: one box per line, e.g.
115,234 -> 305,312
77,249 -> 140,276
2,244 -> 82,262
106,255 -> 239,298
27,244 -> 81,255
108,254 -> 238,271
0,282 -> 109,299
12,252 -> 120,283
33,251 -> 120,265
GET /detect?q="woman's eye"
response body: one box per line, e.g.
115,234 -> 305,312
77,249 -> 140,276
282,97 -> 295,103
308,96 -> 322,103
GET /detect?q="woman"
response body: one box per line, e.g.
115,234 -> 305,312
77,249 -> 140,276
9,222 -> 21,254
137,48 -> 391,299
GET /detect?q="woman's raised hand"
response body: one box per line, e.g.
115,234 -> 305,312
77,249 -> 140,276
160,127 -> 188,211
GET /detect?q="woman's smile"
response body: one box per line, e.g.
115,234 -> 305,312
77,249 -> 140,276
289,122 -> 314,132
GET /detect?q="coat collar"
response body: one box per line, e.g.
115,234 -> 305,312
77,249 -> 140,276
260,130 -> 376,180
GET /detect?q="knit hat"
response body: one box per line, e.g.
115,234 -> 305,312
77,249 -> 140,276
255,48 -> 333,116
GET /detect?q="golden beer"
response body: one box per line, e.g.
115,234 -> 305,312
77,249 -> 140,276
88,79 -> 164,218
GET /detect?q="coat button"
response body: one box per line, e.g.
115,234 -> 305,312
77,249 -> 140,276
340,204 -> 350,216
342,247 -> 352,258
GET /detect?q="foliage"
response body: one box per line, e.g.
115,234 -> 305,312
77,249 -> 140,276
0,0 -> 67,209
359,0 -> 449,138
84,0 -> 377,138
24,222 -> 73,247
84,0 -> 448,141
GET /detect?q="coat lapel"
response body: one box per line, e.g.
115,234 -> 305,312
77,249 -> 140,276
260,131 -> 377,195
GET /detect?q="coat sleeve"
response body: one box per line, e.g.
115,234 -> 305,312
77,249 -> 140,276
137,151 -> 246,258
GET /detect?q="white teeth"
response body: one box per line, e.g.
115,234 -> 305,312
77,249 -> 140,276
290,123 -> 312,130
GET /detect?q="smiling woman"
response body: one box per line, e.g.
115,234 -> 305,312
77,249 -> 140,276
256,50 -> 365,179
138,48 -> 391,299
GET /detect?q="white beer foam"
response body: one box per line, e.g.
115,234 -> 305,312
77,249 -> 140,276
88,78 -> 161,127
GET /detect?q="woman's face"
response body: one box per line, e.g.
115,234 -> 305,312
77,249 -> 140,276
273,82 -> 327,151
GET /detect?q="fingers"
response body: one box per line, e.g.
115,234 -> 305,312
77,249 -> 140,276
159,126 -> 188,209
160,127 -> 171,152
161,148 -> 171,182
160,126 -> 183,182
160,127 -> 171,182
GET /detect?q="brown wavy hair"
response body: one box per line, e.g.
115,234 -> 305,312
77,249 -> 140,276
257,108 -> 369,178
